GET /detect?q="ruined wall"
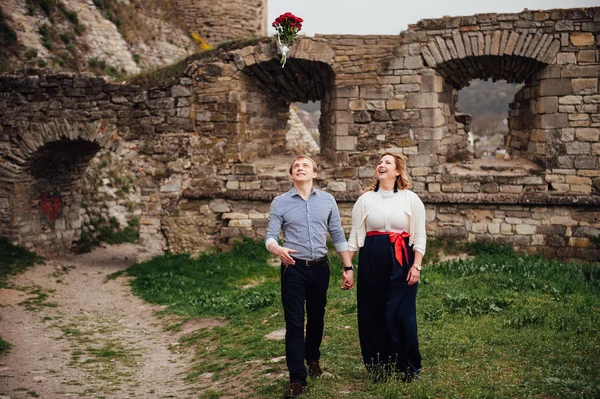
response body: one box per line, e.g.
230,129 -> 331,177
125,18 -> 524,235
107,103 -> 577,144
173,0 -> 267,45
1,7 -> 599,261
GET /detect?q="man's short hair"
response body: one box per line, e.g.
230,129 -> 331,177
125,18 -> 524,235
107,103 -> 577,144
289,155 -> 318,175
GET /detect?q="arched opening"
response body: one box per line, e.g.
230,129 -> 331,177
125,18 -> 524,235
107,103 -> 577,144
18,139 -> 101,254
458,79 -> 522,160
288,101 -> 320,156
242,58 -> 334,160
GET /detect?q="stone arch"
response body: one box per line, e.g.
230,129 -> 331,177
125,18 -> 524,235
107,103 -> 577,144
0,119 -> 119,255
420,30 -> 560,88
415,29 -> 563,166
231,39 -> 338,159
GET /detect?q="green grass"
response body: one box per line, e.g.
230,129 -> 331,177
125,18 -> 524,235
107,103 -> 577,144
0,336 -> 11,355
123,238 -> 600,398
0,238 -> 44,288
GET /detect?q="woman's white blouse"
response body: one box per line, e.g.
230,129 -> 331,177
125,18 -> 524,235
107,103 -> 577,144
365,189 -> 410,233
348,189 -> 427,256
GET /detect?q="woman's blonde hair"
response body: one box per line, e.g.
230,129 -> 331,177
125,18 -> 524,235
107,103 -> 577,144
367,152 -> 412,192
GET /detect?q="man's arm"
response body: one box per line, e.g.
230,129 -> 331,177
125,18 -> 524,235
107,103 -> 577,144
265,197 -> 296,265
327,196 -> 354,289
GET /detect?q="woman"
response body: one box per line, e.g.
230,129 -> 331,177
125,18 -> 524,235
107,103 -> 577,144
348,152 -> 426,381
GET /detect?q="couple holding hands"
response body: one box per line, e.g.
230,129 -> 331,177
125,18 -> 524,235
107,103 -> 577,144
265,153 -> 427,398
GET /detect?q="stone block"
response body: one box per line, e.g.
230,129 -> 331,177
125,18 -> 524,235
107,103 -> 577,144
240,181 -> 261,190
336,136 -> 357,151
336,86 -> 359,98
539,113 -> 569,128
565,175 -> 592,185
428,183 -> 441,192
226,180 -> 239,190
537,97 -> 559,114
421,108 -> 445,127
404,56 -> 423,69
539,79 -> 572,96
407,93 -> 439,109
463,183 -> 480,193
500,185 -> 523,193
488,223 -> 500,234
412,127 -> 445,140
483,183 -> 499,193
222,212 -> 248,220
516,224 -> 536,235
441,183 -> 462,193
229,219 -> 252,228
556,52 -> 577,65
421,74 -> 444,93
559,95 -> 583,105
418,141 -> 439,154
365,100 -> 386,111
572,78 -> 598,95
234,164 -> 255,175
387,99 -> 406,110
568,237 -> 593,248
578,50 -> 597,63
500,223 -> 513,235
569,32 -> 595,46
348,100 -> 365,111
209,199 -> 231,213
361,86 -> 393,99
575,128 -> 600,142
407,154 -> 436,167
574,156 -> 596,169
566,141 -> 591,155
327,181 -> 347,192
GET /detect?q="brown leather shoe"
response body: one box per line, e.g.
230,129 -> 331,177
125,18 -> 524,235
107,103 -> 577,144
308,360 -> 322,378
283,382 -> 307,398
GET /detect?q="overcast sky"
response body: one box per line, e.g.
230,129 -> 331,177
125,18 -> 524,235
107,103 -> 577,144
268,0 -> 600,36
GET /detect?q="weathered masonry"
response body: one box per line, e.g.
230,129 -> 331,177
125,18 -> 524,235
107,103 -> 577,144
1,7 -> 599,260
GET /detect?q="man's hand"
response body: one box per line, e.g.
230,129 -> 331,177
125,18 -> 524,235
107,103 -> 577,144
341,270 -> 354,290
275,246 -> 297,265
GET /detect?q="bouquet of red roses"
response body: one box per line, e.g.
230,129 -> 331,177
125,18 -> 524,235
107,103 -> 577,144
272,12 -> 303,67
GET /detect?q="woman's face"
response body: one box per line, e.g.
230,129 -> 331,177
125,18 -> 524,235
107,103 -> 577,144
376,154 -> 400,182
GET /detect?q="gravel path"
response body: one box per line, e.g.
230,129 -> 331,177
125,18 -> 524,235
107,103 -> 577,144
0,244 -> 200,399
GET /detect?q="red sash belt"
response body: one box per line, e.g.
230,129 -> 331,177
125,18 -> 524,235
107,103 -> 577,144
366,231 -> 410,267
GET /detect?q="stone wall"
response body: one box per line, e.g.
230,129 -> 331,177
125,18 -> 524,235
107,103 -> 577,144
173,0 -> 267,45
1,7 -> 599,261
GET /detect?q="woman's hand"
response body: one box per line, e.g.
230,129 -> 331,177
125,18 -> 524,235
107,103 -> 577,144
406,267 -> 420,286
341,270 -> 354,290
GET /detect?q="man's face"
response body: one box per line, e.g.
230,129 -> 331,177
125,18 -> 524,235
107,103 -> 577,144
290,158 -> 317,183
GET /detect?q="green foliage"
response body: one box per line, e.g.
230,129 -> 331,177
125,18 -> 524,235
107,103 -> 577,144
125,59 -> 187,87
25,48 -> 38,59
125,237 -> 277,317
133,53 -> 141,63
0,8 -> 18,48
124,239 -> 600,398
0,336 -> 11,354
0,238 -> 44,288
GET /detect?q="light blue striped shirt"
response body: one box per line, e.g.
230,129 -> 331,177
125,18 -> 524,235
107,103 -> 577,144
265,186 -> 349,260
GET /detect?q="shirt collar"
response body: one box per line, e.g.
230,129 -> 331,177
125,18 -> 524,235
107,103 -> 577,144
290,186 -> 317,197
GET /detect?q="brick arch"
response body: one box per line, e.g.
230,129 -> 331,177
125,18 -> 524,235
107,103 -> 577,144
0,119 -> 119,255
420,29 -> 560,89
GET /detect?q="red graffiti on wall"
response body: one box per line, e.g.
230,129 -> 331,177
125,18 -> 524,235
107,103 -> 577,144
39,193 -> 63,225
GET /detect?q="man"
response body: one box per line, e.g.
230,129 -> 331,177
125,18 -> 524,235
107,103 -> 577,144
265,155 -> 355,398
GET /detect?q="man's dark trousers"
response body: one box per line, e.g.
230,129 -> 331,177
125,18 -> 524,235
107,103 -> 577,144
281,260 -> 330,385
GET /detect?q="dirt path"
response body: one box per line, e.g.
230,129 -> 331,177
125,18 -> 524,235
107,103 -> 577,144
0,244 -> 202,399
